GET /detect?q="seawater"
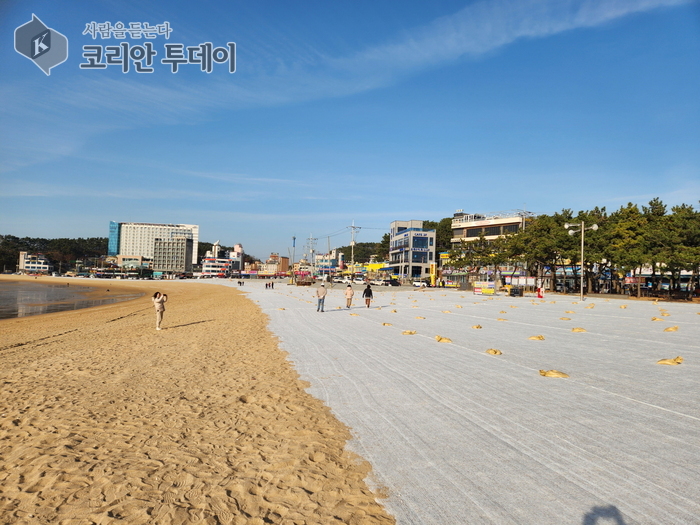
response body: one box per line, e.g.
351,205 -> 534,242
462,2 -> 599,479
0,281 -> 143,320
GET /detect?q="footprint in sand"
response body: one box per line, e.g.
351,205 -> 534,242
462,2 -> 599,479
529,335 -> 545,340
663,326 -> 679,332
435,335 -> 452,343
486,349 -> 502,355
571,327 -> 586,332
402,330 -> 416,335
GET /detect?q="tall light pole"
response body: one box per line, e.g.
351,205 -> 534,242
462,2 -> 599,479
291,236 -> 296,283
564,221 -> 598,301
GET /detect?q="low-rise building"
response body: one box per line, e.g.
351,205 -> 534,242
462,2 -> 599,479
450,209 -> 532,246
387,220 -> 436,279
18,252 -> 54,274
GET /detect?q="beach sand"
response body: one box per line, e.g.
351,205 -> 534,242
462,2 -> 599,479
0,277 -> 394,525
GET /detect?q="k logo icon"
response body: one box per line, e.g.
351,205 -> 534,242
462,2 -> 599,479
15,14 -> 68,75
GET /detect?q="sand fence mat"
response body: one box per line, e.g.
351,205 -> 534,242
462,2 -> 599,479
231,281 -> 700,525
0,282 -> 394,525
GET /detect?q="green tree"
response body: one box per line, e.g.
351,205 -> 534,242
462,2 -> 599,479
376,233 -> 390,261
602,203 -> 648,293
449,233 -> 510,279
423,217 -> 453,253
506,211 -> 574,291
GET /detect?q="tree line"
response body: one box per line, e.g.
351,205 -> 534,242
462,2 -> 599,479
0,235 -> 108,272
448,199 -> 700,292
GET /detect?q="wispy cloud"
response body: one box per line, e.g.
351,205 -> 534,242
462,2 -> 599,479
179,169 -> 311,186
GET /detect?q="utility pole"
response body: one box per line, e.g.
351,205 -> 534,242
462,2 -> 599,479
349,220 -> 361,276
307,234 -> 317,278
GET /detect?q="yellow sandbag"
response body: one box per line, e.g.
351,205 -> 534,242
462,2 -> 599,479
529,335 -> 545,340
472,325 -> 482,329
657,356 -> 683,365
382,323 -> 392,326
486,348 -> 502,355
663,326 -> 679,332
435,335 -> 452,343
402,330 -> 416,335
539,369 -> 569,378
571,327 -> 586,332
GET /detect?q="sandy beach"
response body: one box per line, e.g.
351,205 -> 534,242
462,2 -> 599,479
0,277 -> 395,525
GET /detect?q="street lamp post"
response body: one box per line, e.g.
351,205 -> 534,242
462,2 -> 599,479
564,221 -> 598,301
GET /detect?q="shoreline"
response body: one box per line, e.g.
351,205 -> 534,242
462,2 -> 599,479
0,280 -> 395,524
0,275 -> 146,320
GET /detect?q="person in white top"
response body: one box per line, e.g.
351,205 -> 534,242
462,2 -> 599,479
316,284 -> 327,312
344,285 -> 354,309
152,291 -> 167,330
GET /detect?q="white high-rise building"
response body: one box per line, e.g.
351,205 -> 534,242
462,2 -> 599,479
108,221 -> 199,265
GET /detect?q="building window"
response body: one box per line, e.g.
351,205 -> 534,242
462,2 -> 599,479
484,226 -> 500,236
467,228 -> 481,237
412,252 -> 427,264
413,237 -> 428,249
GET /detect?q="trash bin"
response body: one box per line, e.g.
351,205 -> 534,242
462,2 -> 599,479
510,287 -> 523,297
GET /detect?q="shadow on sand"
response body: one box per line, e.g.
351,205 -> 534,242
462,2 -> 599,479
582,505 -> 628,525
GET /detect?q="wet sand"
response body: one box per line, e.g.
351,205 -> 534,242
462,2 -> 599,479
0,277 -> 394,525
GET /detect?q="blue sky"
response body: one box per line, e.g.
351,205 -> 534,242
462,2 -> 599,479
1,0 -> 699,259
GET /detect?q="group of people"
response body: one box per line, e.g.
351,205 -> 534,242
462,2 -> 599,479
265,281 -> 275,289
316,284 -> 373,312
151,281 -> 376,329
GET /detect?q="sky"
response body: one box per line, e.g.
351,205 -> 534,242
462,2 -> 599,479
1,0 -> 699,260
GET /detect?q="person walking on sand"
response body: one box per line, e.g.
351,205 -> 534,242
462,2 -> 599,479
344,284 -> 354,309
316,283 -> 327,312
152,291 -> 167,330
362,284 -> 373,308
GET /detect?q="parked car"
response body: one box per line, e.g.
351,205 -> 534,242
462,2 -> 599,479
332,277 -> 345,284
370,279 -> 384,286
412,280 -> 428,287
353,277 -> 366,284
383,279 -> 401,286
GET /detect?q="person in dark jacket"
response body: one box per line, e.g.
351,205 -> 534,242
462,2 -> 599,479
362,284 -> 373,308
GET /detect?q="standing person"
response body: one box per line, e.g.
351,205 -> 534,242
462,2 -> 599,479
152,292 -> 167,330
362,284 -> 373,308
316,284 -> 327,312
344,284 -> 354,309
